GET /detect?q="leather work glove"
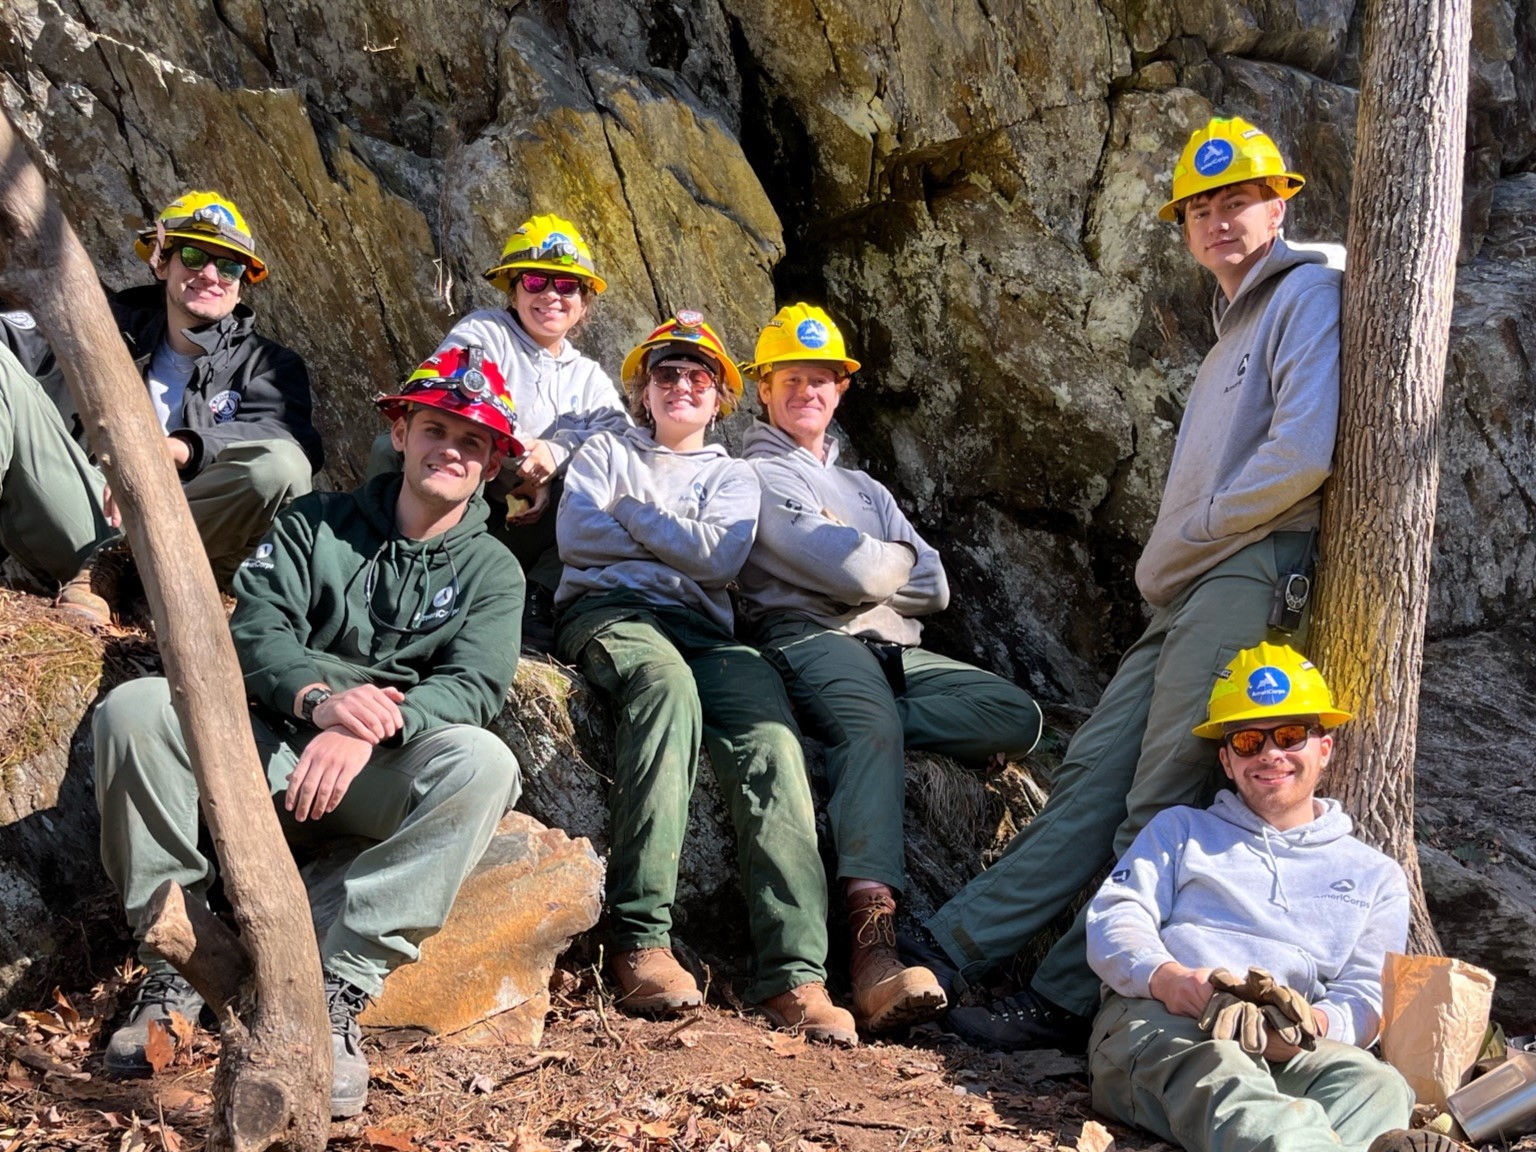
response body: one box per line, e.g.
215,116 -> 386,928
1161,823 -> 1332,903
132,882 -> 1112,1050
1197,991 -> 1269,1055
1208,968 -> 1247,996
1243,967 -> 1319,1051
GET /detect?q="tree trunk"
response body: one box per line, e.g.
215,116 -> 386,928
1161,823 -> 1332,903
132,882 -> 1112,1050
0,115 -> 331,1150
1312,0 -> 1471,955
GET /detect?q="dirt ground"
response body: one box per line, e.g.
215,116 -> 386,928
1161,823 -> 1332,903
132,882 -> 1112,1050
0,961 -> 1179,1152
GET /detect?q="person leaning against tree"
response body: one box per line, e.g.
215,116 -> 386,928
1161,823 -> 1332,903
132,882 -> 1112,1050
734,303 -> 1043,1035
1085,643 -> 1456,1152
553,309 -> 856,1046
0,189 -> 322,620
369,213 -> 629,649
93,345 -> 525,1118
901,115 -> 1345,1054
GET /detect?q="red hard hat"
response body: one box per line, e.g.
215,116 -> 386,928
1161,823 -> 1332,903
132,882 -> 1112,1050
376,345 -> 523,456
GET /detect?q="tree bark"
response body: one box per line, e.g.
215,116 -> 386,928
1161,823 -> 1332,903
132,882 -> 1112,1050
0,115 -> 331,1150
1312,0 -> 1471,955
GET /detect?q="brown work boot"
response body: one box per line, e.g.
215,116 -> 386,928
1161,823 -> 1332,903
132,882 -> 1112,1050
759,981 -> 858,1046
55,544 -> 127,626
848,886 -> 947,1032
610,947 -> 703,1016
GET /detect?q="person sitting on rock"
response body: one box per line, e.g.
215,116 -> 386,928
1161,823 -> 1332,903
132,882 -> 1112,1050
554,310 -> 856,1046
1085,642 -> 1455,1152
903,116 -> 1343,1053
734,303 -> 1043,1035
93,345 -> 524,1117
0,189 -> 322,620
369,213 -> 629,650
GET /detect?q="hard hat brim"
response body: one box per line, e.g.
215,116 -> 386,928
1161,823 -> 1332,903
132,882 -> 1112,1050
744,354 -> 861,380
1158,173 -> 1307,223
375,391 -> 523,457
1192,704 -> 1352,740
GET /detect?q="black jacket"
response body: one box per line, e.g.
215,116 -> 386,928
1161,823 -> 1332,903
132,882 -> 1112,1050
0,285 -> 323,478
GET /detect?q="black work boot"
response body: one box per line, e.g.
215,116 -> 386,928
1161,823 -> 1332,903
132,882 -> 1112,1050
325,972 -> 373,1118
896,925 -> 964,1003
104,970 -> 205,1076
946,985 -> 1092,1053
520,585 -> 559,654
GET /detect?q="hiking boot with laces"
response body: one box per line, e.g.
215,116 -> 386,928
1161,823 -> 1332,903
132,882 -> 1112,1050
758,981 -> 858,1046
847,887 -> 947,1032
56,543 -> 128,626
104,970 -> 205,1076
326,972 -> 372,1118
611,947 -> 703,1016
946,984 -> 1092,1053
1367,1131 -> 1461,1152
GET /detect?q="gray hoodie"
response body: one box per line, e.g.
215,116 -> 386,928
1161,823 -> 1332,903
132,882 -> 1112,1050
555,427 -> 760,632
433,309 -> 630,474
1135,239 -> 1341,607
1086,789 -> 1409,1047
737,422 -> 948,645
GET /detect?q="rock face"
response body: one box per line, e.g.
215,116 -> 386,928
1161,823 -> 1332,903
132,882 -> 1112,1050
1,0 -> 1535,1036
1,0 -> 1531,701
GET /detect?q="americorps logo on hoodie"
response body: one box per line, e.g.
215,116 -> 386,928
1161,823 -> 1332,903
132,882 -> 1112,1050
1315,877 -> 1368,908
242,542 -> 275,571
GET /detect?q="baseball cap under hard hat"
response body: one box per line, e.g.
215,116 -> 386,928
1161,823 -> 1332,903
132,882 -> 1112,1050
1192,642 -> 1351,739
1158,116 -> 1306,224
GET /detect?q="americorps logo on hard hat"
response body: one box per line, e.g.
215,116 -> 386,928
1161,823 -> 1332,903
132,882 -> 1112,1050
796,319 -> 829,349
1194,138 -> 1235,177
194,203 -> 237,228
1246,666 -> 1291,706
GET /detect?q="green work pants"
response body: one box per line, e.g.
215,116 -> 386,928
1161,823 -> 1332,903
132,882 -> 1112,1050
925,532 -> 1312,1014
557,593 -> 828,1003
186,438 -> 313,588
1089,995 -> 1413,1152
0,342 -> 117,582
0,343 -> 309,588
756,616 -> 1042,893
369,431 -> 561,591
93,676 -> 521,997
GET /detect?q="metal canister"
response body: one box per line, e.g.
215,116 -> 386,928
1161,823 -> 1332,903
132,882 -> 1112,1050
1447,1037 -> 1536,1142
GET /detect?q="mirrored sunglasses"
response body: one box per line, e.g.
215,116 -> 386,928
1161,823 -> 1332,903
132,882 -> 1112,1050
1222,723 -> 1314,758
177,244 -> 247,284
517,271 -> 586,297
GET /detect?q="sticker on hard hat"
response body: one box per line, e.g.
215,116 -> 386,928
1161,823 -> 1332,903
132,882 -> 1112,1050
1194,138 -> 1235,177
675,309 -> 704,329
2,310 -> 36,330
796,319 -> 829,349
194,203 -> 237,228
1246,667 -> 1291,706
209,390 -> 241,422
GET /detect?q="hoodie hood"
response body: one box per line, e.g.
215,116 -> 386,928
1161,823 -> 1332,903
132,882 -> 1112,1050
1213,236 -> 1330,333
621,424 -> 729,460
742,419 -> 843,467
1208,788 -> 1354,846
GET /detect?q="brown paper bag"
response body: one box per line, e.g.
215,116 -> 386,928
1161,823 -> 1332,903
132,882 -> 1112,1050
1379,952 -> 1497,1109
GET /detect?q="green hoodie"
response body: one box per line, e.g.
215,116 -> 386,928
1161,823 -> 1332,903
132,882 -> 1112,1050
230,473 -> 523,742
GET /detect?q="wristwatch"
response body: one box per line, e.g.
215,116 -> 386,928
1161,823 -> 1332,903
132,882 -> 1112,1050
300,686 -> 333,725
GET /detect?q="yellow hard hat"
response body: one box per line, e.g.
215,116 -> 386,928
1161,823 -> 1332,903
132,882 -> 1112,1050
1158,116 -> 1306,223
620,309 -> 744,415
134,191 -> 267,283
743,303 -> 861,379
1192,642 -> 1352,738
483,214 -> 607,294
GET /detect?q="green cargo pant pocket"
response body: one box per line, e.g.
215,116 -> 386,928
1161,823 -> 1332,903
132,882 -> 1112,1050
1089,996 -> 1166,1133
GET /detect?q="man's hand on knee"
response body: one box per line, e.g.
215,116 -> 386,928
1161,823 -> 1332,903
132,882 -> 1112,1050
1149,961 -> 1215,1019
312,684 -> 406,743
285,730 -> 374,821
